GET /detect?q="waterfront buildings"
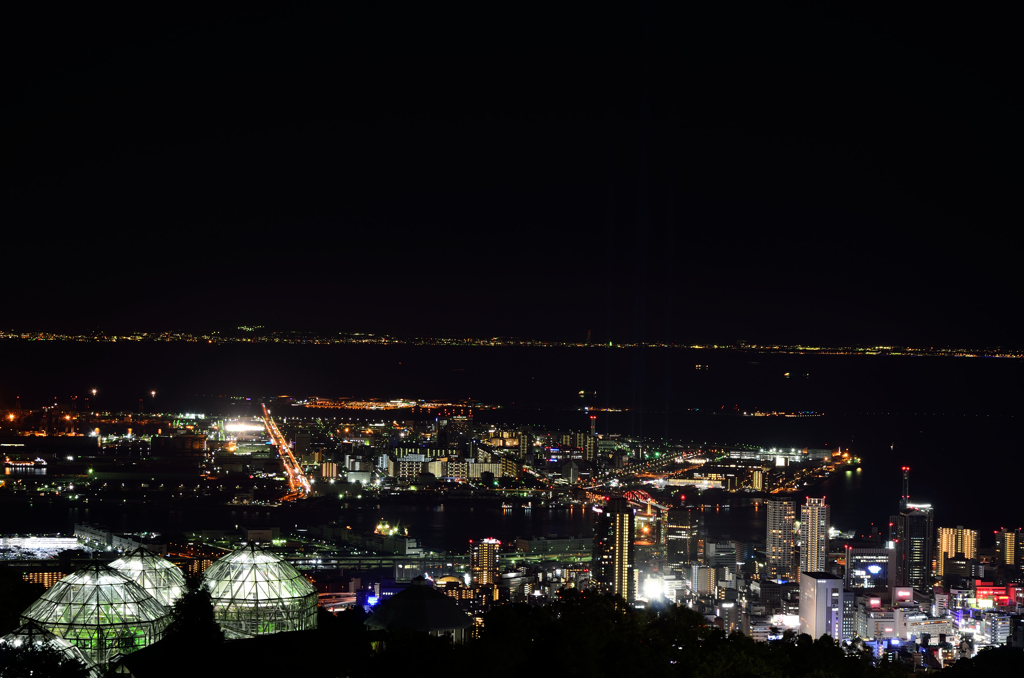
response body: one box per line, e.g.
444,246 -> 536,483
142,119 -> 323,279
799,497 -> 829,577
765,499 -> 796,582
6,399 -> 1019,666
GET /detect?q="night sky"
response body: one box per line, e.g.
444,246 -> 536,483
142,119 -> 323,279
4,6 -> 1016,345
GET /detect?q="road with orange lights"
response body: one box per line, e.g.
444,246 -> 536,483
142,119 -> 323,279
262,404 -> 311,501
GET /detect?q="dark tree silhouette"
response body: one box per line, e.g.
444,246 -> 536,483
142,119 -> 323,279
0,567 -> 43,635
163,574 -> 224,646
358,589 -> 918,678
0,642 -> 92,678
943,645 -> 1024,676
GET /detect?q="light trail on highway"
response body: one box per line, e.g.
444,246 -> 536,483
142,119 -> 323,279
262,403 -> 311,500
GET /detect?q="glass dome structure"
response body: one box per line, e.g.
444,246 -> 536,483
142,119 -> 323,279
19,562 -> 171,665
0,621 -> 102,677
110,547 -> 186,608
201,542 -> 317,638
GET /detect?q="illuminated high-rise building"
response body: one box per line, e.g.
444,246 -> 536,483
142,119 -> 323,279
691,564 -> 715,595
516,429 -> 531,458
577,430 -> 597,463
593,497 -> 635,602
799,497 -> 830,577
667,509 -> 699,567
936,526 -> 978,576
559,431 -> 597,463
470,538 -> 500,585
766,499 -> 796,582
892,468 -> 935,589
896,504 -> 934,589
995,528 -> 1023,567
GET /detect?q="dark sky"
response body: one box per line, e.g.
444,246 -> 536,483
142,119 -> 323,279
3,6 -> 1016,345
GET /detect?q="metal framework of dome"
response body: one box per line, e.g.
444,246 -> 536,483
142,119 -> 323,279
0,621 -> 102,677
18,562 -> 171,666
110,547 -> 187,608
201,542 -> 317,638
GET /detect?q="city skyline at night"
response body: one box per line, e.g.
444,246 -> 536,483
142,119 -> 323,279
2,4 -> 1020,675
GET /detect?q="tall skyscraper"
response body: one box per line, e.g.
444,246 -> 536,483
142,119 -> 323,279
470,538 -> 500,585
800,497 -> 830,576
900,466 -> 910,510
593,497 -> 635,602
799,572 -> 845,641
890,466 -> 911,541
766,499 -> 796,582
936,526 -> 978,576
666,509 -> 699,567
896,504 -> 934,589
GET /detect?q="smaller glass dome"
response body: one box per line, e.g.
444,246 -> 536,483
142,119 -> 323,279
19,562 -> 170,665
0,621 -> 102,677
202,542 -> 317,638
110,547 -> 186,608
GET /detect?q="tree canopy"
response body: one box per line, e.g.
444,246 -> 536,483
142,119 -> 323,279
163,574 -> 224,646
355,590 -> 913,678
0,642 -> 93,678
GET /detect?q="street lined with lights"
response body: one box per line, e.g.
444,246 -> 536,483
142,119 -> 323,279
262,403 -> 311,500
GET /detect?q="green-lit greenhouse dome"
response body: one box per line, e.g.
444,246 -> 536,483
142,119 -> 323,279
18,562 -> 170,665
202,542 -> 317,638
110,547 -> 186,608
0,620 -> 102,677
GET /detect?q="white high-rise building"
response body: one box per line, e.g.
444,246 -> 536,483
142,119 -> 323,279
800,572 -> 844,640
800,497 -> 830,577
